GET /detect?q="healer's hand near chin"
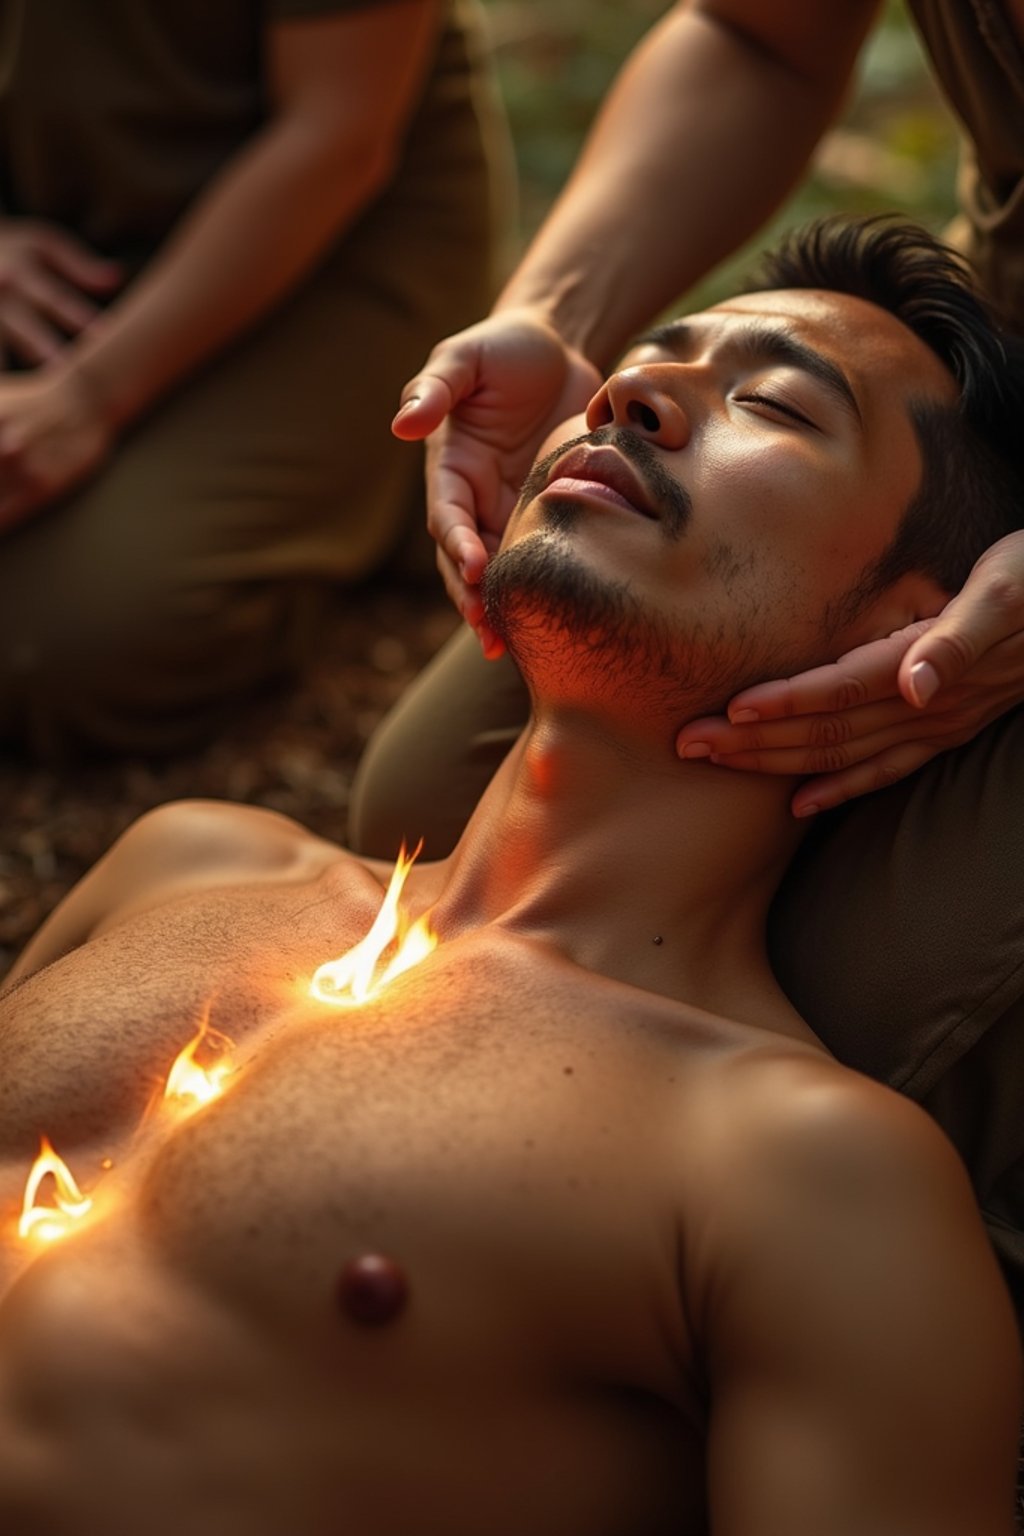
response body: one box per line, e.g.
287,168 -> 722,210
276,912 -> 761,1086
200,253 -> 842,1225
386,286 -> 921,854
392,309 -> 602,657
0,369 -> 114,534
675,531 -> 1024,816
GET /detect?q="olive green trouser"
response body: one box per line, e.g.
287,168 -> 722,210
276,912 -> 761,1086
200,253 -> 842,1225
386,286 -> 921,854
352,623 -> 1024,1333
0,270 -> 489,758
0,16 -> 508,760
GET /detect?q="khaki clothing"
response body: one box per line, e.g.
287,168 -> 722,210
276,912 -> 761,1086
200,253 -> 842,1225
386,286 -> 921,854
0,0 -> 510,755
909,0 -> 1024,327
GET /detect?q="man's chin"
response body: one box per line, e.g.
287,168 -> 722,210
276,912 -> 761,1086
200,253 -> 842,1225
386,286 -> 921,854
481,531 -> 617,658
481,532 -> 689,717
482,532 -> 809,730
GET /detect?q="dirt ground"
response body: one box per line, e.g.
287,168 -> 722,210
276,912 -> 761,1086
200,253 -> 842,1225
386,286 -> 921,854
0,581 -> 460,980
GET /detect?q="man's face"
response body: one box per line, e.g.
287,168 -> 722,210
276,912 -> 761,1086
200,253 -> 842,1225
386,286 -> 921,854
483,289 -> 957,727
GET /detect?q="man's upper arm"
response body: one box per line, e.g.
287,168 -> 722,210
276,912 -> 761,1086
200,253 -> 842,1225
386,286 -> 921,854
701,1073 -> 1021,1535
267,2 -> 443,184
696,0 -> 882,89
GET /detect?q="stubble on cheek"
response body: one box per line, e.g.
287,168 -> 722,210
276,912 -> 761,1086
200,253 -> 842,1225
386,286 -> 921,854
481,529 -> 812,724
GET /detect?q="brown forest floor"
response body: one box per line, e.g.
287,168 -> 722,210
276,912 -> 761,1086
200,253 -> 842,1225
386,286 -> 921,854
0,582 -> 459,980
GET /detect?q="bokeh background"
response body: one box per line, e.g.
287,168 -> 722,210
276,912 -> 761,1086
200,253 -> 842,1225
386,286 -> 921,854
488,0 -> 959,308
0,0 -> 961,972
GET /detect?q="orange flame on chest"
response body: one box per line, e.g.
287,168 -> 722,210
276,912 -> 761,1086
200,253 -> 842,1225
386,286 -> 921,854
18,844 -> 434,1244
19,1136 -> 93,1244
163,1014 -> 236,1109
310,841 -> 438,1007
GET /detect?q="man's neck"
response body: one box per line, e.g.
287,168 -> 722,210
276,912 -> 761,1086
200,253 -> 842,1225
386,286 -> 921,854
423,704 -> 814,1037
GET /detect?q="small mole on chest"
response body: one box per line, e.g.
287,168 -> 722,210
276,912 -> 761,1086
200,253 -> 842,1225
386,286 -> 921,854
337,1254 -> 409,1326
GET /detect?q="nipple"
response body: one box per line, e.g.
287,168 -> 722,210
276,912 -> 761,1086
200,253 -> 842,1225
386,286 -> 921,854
338,1253 -> 409,1326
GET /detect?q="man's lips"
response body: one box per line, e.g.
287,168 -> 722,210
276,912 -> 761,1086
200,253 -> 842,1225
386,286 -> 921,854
543,445 -> 659,521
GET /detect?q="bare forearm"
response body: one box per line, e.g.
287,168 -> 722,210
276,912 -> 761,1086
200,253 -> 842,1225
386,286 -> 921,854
498,1 -> 879,369
54,115 -> 392,429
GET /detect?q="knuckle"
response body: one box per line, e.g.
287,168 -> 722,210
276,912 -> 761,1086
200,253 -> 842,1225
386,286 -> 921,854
830,675 -> 869,711
928,629 -> 976,673
809,713 -> 853,748
942,703 -> 974,735
941,716 -> 976,748
873,762 -> 906,792
982,571 -> 1024,618
807,746 -> 849,775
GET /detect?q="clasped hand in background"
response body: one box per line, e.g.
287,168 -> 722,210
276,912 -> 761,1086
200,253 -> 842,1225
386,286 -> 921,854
0,220 -> 123,532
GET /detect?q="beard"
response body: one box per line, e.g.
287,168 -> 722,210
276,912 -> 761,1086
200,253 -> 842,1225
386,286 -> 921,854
481,428 -> 795,724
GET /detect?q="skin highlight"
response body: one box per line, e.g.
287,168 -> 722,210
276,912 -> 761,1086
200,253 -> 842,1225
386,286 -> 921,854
0,286 -> 1016,1536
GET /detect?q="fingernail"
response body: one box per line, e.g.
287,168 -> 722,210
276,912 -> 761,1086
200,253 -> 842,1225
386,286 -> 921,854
729,708 -> 759,724
794,802 -> 820,819
679,742 -> 712,759
909,660 -> 939,707
393,397 -> 419,421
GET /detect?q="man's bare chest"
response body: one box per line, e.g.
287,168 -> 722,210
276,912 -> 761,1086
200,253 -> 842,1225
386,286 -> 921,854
0,878 -> 708,1386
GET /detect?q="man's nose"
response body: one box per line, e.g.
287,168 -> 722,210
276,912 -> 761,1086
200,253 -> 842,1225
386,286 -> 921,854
585,366 -> 690,449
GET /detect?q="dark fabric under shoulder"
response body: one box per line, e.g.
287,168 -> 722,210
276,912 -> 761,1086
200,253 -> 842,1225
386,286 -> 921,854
770,706 -> 1024,1320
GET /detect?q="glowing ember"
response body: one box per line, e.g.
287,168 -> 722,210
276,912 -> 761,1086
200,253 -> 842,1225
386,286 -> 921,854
19,1136 -> 92,1244
311,841 -> 437,1007
165,1015 -> 235,1108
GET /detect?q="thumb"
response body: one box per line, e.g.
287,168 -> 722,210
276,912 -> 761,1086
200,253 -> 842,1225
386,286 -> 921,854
392,348 -> 478,441
392,376 -> 455,441
897,578 -> 1017,706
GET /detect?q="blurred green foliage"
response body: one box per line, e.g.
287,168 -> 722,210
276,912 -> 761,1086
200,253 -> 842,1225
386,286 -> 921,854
481,0 -> 960,315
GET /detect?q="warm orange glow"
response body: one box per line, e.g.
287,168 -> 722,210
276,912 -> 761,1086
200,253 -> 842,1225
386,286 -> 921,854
19,1136 -> 92,1244
311,841 -> 438,1007
164,1015 -> 235,1108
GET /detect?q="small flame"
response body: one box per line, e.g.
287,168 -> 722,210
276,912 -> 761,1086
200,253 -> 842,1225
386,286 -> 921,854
164,1015 -> 235,1108
311,841 -> 437,1007
19,1136 -> 92,1244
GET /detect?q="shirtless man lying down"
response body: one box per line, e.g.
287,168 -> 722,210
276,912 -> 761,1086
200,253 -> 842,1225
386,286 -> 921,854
0,218 -> 1020,1536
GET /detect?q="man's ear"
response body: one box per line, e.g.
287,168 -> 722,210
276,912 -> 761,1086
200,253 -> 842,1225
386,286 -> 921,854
843,570 -> 950,650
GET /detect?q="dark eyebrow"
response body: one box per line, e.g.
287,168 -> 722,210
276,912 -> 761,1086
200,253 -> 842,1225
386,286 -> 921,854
631,317 -> 863,427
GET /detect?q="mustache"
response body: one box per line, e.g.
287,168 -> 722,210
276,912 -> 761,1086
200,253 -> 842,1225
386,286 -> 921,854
515,425 -> 692,540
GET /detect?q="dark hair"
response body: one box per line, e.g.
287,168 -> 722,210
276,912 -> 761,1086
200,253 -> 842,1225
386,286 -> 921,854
746,216 -> 1024,602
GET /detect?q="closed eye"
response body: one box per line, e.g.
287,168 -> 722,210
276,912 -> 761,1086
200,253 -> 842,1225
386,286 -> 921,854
737,392 -> 817,429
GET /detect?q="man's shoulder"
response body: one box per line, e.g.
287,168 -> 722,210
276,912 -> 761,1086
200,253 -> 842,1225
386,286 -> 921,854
1,800 -> 352,994
708,1049 -> 967,1233
83,799 -> 349,922
689,1048 -> 998,1352
691,1048 -> 1021,1530
112,798 -> 337,880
